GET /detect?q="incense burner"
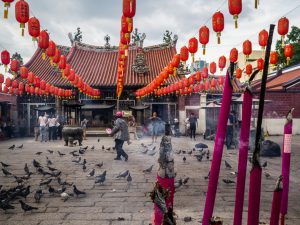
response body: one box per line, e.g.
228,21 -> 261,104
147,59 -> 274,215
62,126 -> 83,147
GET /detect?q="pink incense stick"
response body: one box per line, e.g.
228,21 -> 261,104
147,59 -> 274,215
280,109 -> 293,225
233,90 -> 253,225
202,66 -> 233,225
270,176 -> 283,225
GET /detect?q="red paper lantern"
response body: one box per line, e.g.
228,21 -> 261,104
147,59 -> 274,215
183,78 -> 189,87
0,74 -> 4,84
38,30 -> 49,59
258,29 -> 268,50
58,55 -> 66,70
1,50 -> 10,72
278,17 -> 289,45
236,68 -> 242,79
161,70 -> 169,80
9,87 -> 13,95
212,11 -> 224,44
63,64 -> 71,78
40,80 -> 46,90
205,80 -> 210,91
10,59 -> 19,75
243,40 -> 252,59
284,44 -> 293,65
45,83 -> 50,93
195,71 -> 202,82
211,79 -> 217,88
270,51 -> 278,65
73,74 -> 79,85
257,58 -> 264,70
218,76 -> 225,86
123,0 -> 136,18
46,41 -> 56,60
15,0 -> 29,36
3,86 -> 9,93
34,76 -> 40,88
188,37 -> 198,62
52,48 -> 61,65
193,84 -> 199,93
218,56 -> 226,71
199,26 -> 209,55
20,66 -> 28,79
167,63 -> 174,75
188,74 -> 195,85
5,77 -> 11,87
180,46 -> 189,63
34,87 -> 39,95
245,64 -> 252,76
25,84 -> 29,93
18,82 -> 24,91
27,72 -> 34,84
209,62 -> 217,75
3,0 -> 14,19
12,80 -> 18,88
228,0 -> 242,28
202,66 -> 208,79
28,17 -> 40,41
199,83 -> 204,92
230,48 -> 238,62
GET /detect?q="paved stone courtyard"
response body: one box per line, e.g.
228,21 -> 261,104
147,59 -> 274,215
0,135 -> 299,225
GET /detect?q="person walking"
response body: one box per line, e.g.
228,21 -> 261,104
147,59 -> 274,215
38,113 -> 48,142
188,113 -> 198,140
226,110 -> 237,149
81,117 -> 88,140
150,112 -> 161,143
110,111 -> 129,161
48,115 -> 54,141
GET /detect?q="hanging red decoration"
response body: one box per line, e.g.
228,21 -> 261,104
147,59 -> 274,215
3,0 -> 14,19
236,68 -> 242,79
120,31 -> 131,45
209,62 -> 217,75
188,37 -> 198,62
122,0 -> 136,18
205,80 -> 210,91
20,66 -> 28,79
212,11 -> 224,44
230,48 -> 238,62
52,48 -> 61,65
218,56 -> 226,71
245,64 -> 252,76
211,79 -> 217,88
34,76 -> 40,88
121,16 -> 133,33
270,51 -> 278,65
195,71 -> 202,82
38,30 -> 49,59
278,17 -> 289,45
193,84 -> 199,93
40,80 -> 46,90
12,80 -> 18,88
0,74 -> 4,84
27,72 -> 34,84
3,86 -> 9,93
46,41 -> 56,62
228,0 -> 242,29
257,58 -> 264,70
218,76 -> 225,86
180,46 -> 189,64
284,44 -> 293,65
243,40 -> 252,59
258,29 -> 268,50
63,64 -> 71,78
202,66 -> 208,79
188,74 -> 195,85
28,17 -> 40,41
34,87 -> 39,95
68,69 -> 75,82
18,82 -> 24,91
5,77 -> 11,87
10,59 -> 19,75
1,50 -> 10,72
199,26 -> 209,55
15,0 -> 29,36
58,55 -> 66,71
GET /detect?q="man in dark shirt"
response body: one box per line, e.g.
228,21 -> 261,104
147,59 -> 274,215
188,113 -> 198,140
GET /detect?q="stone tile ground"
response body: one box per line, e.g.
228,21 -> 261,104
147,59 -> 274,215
0,135 -> 299,225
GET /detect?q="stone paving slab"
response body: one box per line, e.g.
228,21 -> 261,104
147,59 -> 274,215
0,135 -> 300,225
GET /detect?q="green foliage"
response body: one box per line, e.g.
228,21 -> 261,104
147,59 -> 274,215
275,26 -> 300,69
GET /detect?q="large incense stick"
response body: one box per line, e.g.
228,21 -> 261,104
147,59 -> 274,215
247,24 -> 275,225
202,63 -> 234,225
280,109 -> 294,225
270,176 -> 283,225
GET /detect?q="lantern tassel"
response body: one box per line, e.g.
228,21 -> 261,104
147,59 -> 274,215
217,33 -> 221,44
255,0 -> 258,9
202,45 -> 206,55
281,36 -> 285,47
286,57 -> 290,65
234,15 -> 238,29
192,53 -> 195,63
4,65 -> 7,73
4,8 -> 8,19
21,28 -> 25,37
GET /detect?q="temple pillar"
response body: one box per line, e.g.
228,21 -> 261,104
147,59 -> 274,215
55,98 -> 62,116
178,96 -> 186,134
136,99 -> 142,125
198,94 -> 207,134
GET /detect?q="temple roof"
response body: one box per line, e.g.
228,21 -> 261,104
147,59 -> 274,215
20,42 -> 180,88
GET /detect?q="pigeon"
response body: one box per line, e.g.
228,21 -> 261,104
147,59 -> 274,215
264,172 -> 271,179
0,200 -> 15,211
19,200 -> 38,212
20,173 -> 32,180
184,217 -> 192,222
73,185 -> 86,197
91,146 -> 95,150
183,156 -> 186,163
206,150 -> 210,160
33,159 -> 41,168
174,179 -> 183,189
57,151 -> 65,156
127,173 -> 132,183
195,154 -> 203,162
24,163 -> 30,174
230,171 -> 238,176
79,149 -> 85,154
225,160 -> 232,169
0,162 -> 11,167
57,177 -> 73,186
40,178 -> 52,186
36,152 -> 43,155
182,150 -> 186,154
97,138 -> 100,142
48,186 -> 56,195
187,150 -> 193,155
20,185 -> 31,199
71,152 -> 79,157
14,176 -> 24,184
61,192 -> 71,202
82,164 -> 86,171
73,141 -> 77,146
82,146 -> 88,150
141,148 -> 148,154
17,144 -> 23,149
51,171 -> 61,177
143,165 -> 154,173
34,189 -> 43,203
47,166 -> 57,172
2,168 -> 12,176
8,145 -> 15,150
87,169 -> 95,177
116,170 -> 129,178
102,145 -> 105,150
46,157 -> 53,165
183,177 -> 189,185
95,162 -> 103,168
82,159 -> 87,165
262,161 -> 268,168
47,150 -> 54,154
223,179 -> 235,184
175,150 -> 182,155
69,150 -> 77,155
72,157 -> 81,163
95,171 -> 107,185
148,151 -> 156,156
106,147 -> 111,151
204,171 -> 210,180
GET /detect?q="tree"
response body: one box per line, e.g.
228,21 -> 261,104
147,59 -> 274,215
275,26 -> 300,69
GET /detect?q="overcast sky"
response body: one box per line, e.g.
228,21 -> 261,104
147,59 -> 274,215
0,0 -> 300,77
